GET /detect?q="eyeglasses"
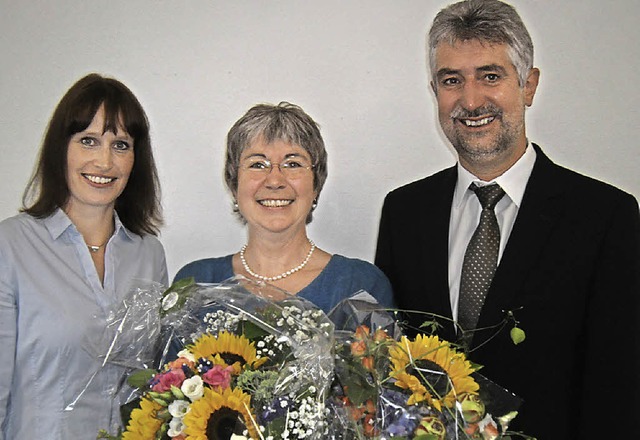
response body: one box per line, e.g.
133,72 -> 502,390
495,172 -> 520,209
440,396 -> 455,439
241,157 -> 314,179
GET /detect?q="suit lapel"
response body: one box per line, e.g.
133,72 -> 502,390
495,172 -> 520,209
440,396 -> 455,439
477,145 -> 565,331
419,167 -> 458,335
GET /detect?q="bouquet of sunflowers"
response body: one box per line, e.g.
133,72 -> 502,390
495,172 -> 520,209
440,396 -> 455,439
97,277 -> 334,440
327,293 -> 529,440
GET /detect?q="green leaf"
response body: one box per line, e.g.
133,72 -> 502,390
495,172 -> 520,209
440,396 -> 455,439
419,319 -> 442,334
341,365 -> 378,405
170,385 -> 185,400
166,276 -> 196,292
127,368 -> 156,389
160,277 -> 196,316
97,429 -> 122,440
510,326 -> 526,345
469,360 -> 484,371
266,418 -> 286,437
344,375 -> 378,405
240,320 -> 270,340
151,397 -> 168,407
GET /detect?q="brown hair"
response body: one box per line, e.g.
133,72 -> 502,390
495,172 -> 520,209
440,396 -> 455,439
22,73 -> 162,236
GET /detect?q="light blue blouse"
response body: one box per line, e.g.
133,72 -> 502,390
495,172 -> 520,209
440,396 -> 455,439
0,209 -> 167,439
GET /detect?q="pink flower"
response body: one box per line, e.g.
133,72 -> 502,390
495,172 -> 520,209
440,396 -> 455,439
202,365 -> 233,389
152,369 -> 186,392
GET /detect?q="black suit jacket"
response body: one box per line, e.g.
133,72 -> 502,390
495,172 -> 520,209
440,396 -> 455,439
375,144 -> 640,439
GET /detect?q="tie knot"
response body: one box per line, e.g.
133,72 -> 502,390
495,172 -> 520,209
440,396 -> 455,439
471,183 -> 505,210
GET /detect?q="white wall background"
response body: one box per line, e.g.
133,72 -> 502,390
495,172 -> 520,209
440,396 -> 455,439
1,0 -> 638,280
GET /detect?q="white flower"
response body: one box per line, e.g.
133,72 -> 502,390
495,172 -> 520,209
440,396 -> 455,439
230,435 -> 249,440
167,417 -> 185,437
168,399 -> 191,418
181,375 -> 204,401
177,349 -> 196,363
294,330 -> 308,342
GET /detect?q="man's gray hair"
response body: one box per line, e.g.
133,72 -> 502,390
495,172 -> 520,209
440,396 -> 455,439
428,0 -> 534,87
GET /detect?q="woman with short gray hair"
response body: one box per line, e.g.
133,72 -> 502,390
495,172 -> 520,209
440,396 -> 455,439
175,101 -> 394,313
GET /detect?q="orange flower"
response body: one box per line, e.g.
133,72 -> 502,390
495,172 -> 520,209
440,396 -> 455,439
350,340 -> 367,356
350,405 -> 365,420
362,414 -> 378,437
373,328 -> 389,342
482,421 -> 499,438
167,356 -> 195,371
354,325 -> 370,341
364,399 -> 376,414
464,423 -> 479,436
361,355 -> 375,371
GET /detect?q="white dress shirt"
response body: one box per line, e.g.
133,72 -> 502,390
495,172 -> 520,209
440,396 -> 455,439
448,145 -> 537,321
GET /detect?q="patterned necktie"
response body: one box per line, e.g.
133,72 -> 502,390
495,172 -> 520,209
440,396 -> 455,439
458,183 -> 506,341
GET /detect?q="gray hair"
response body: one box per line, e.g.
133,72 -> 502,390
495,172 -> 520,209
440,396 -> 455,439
428,0 -> 534,87
225,101 -> 328,224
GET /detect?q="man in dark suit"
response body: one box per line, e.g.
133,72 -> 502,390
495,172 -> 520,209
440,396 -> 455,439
375,0 -> 640,438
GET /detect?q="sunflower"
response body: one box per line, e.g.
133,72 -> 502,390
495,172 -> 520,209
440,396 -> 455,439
188,332 -> 267,374
182,386 -> 260,439
388,334 -> 479,411
121,397 -> 165,440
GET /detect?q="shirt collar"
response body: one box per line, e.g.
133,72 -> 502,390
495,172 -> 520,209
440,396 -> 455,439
44,208 -> 75,240
453,142 -> 537,208
113,210 -> 134,240
43,207 -> 134,241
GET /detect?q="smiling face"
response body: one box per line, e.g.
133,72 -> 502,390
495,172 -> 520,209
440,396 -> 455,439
64,105 -> 134,216
432,39 -> 539,179
235,138 -> 316,237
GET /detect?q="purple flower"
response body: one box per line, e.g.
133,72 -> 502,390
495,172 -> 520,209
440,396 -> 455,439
260,396 -> 292,423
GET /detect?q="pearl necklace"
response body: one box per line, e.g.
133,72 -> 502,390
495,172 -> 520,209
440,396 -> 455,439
240,239 -> 316,282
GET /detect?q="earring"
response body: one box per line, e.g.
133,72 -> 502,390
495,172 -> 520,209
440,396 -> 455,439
311,199 -> 318,211
233,201 -> 239,210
